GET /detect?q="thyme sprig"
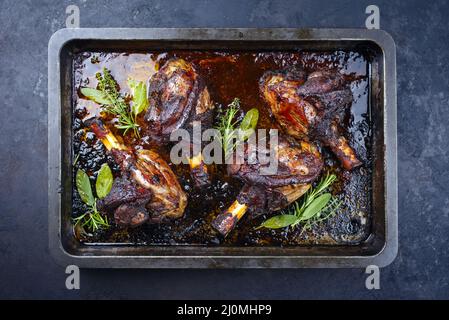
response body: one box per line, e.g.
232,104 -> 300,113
96,68 -> 140,137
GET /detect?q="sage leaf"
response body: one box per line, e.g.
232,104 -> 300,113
238,128 -> 255,142
238,108 -> 259,141
128,79 -> 148,117
257,214 -> 299,229
299,193 -> 332,221
96,163 -> 113,199
76,169 -> 95,206
80,87 -> 111,105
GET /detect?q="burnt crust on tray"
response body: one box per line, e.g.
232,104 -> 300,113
72,50 -> 372,246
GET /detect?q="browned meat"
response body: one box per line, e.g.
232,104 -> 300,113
228,135 -> 323,188
145,59 -> 214,138
114,199 -> 150,227
89,119 -> 187,227
260,69 -> 362,170
145,58 -> 214,187
212,134 -> 322,236
132,149 -> 187,221
97,176 -> 151,212
297,70 -> 347,96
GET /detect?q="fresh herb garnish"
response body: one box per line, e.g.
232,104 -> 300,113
128,79 -> 149,118
80,87 -> 111,105
80,68 -> 147,138
95,163 -> 113,200
73,201 -> 109,233
255,214 -> 299,229
74,165 -> 113,233
76,169 -> 95,206
238,107 -> 259,142
215,98 -> 259,158
256,173 -> 341,232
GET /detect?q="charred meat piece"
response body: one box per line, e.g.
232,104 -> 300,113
114,199 -> 150,227
212,183 -> 311,236
145,58 -> 214,187
212,134 -> 322,236
97,176 -> 151,212
89,119 -> 187,227
260,69 -> 362,170
297,70 -> 347,96
132,149 -> 187,221
228,135 -> 323,188
145,59 -> 214,138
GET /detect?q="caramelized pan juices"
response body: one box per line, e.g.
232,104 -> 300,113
72,50 -> 372,246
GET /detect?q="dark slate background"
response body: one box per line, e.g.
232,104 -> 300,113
0,0 -> 448,299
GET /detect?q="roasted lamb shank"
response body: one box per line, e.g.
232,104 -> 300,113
89,119 -> 187,227
144,58 -> 214,187
211,134 -> 323,236
260,69 -> 362,170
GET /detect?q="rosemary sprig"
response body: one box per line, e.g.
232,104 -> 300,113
216,98 -> 241,158
298,197 -> 341,236
73,202 -> 110,232
256,173 -> 341,231
215,98 -> 259,158
290,173 -> 337,225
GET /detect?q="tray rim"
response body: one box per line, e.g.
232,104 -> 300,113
48,28 -> 397,268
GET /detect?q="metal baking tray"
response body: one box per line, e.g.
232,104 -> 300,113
48,28 -> 397,268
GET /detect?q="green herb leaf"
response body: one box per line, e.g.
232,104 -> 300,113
73,202 -> 110,233
215,98 -> 240,158
215,98 -> 260,158
238,108 -> 259,141
128,79 -> 149,117
76,169 -> 95,206
239,108 -> 259,130
256,214 -> 299,229
80,87 -> 111,105
258,172 -> 340,232
95,163 -> 113,199
84,68 -> 140,138
299,193 -> 332,221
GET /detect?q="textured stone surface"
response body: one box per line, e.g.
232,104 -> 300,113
0,0 -> 448,299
